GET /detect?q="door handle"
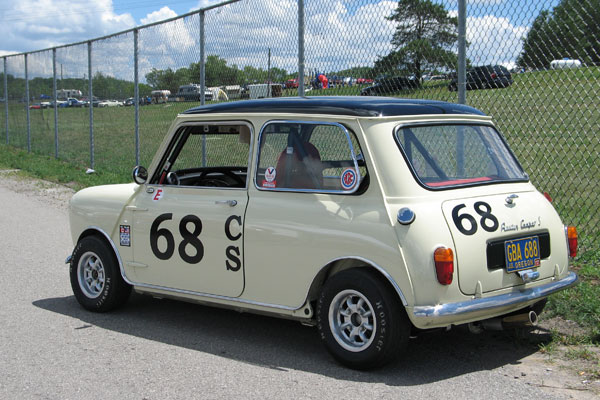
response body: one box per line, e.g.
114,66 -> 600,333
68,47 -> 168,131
215,200 -> 238,207
125,206 -> 148,211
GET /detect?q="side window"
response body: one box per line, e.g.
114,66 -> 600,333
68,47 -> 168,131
255,121 -> 365,193
151,123 -> 251,188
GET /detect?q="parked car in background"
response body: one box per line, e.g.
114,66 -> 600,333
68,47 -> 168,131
360,76 -> 419,96
430,75 -> 447,81
151,90 -> 171,104
175,84 -> 214,102
80,97 -> 99,107
98,99 -> 123,107
49,100 -> 67,108
59,98 -> 86,108
66,96 -> 578,370
285,78 -> 299,89
448,65 -> 513,91
550,58 -> 582,69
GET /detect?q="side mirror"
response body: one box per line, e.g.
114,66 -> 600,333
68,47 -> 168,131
132,165 -> 148,185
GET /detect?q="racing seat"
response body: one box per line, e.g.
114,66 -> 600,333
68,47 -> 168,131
275,137 -> 323,189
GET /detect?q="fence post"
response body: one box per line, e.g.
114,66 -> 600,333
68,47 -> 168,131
3,57 -> 8,145
199,11 -> 206,106
134,28 -> 140,166
457,0 -> 467,105
88,41 -> 94,171
25,53 -> 31,152
199,11 -> 207,167
298,0 -> 305,97
52,48 -> 58,158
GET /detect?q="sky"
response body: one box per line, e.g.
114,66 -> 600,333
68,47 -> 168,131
0,0 -> 561,81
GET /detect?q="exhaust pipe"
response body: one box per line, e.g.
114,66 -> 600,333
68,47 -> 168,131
469,311 -> 538,332
502,310 -> 538,327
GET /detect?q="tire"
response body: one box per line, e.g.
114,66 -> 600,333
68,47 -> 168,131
317,268 -> 410,369
70,235 -> 131,312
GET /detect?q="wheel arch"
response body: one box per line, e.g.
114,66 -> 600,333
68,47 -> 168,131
306,257 -> 409,308
76,226 -> 132,285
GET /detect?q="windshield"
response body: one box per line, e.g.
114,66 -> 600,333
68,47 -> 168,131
394,123 -> 527,189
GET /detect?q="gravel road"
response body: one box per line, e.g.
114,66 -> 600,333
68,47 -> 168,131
0,171 -> 593,399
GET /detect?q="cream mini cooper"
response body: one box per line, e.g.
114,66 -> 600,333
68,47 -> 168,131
67,96 -> 578,369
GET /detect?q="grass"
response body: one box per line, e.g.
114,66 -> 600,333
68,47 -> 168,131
0,143 -> 124,191
546,247 -> 600,343
0,68 -> 599,341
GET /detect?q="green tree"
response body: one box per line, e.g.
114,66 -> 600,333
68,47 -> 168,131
145,67 -> 183,93
517,0 -> 600,69
144,56 -> 290,90
517,11 -> 552,69
376,0 -> 458,82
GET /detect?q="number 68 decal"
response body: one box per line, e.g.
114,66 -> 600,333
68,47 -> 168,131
149,213 -> 242,271
451,201 -> 499,235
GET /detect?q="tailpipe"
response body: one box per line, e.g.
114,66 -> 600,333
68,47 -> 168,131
468,311 -> 538,333
502,310 -> 538,328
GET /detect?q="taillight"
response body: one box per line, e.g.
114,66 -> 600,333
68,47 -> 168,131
434,247 -> 454,285
491,73 -> 498,79
567,226 -> 578,258
543,192 -> 553,202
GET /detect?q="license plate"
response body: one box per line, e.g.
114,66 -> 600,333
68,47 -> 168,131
504,236 -> 541,273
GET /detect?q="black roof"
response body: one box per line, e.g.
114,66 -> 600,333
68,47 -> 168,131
182,96 -> 486,118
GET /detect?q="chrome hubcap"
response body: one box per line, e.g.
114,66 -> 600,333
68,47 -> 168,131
78,251 -> 105,299
329,289 -> 376,352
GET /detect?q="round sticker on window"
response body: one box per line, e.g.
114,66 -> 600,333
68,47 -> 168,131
341,168 -> 358,190
265,166 -> 277,182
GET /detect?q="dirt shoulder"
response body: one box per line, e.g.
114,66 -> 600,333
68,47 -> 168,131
0,169 -> 598,398
511,320 -> 600,399
0,169 -> 75,211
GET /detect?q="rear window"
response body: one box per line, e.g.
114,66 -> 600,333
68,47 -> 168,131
394,124 -> 527,189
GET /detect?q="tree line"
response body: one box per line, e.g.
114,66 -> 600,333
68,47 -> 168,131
0,72 -> 153,101
517,0 -> 600,69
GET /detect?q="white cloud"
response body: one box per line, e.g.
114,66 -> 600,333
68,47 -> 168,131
0,0 -> 135,54
466,15 -> 528,66
141,6 -> 178,25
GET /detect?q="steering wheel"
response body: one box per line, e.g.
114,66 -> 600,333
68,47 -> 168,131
166,171 -> 180,185
194,170 -> 245,187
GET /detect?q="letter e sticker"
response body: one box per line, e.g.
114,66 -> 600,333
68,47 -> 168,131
153,188 -> 164,201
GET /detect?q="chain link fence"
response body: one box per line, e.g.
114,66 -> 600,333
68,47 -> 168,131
1,0 -> 598,251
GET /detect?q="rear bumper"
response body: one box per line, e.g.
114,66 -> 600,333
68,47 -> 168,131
409,271 -> 578,328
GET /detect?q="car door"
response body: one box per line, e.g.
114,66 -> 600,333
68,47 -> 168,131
128,122 -> 252,298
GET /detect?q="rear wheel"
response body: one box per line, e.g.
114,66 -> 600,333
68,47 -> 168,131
317,268 -> 410,369
70,236 -> 131,312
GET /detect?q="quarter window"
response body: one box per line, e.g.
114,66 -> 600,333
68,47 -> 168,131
255,121 -> 365,193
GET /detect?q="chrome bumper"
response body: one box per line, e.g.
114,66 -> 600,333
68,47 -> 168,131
412,271 -> 578,320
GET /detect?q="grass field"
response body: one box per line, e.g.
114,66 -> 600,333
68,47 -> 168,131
0,67 -> 598,341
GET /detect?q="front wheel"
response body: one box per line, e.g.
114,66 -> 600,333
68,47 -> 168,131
70,236 -> 131,312
317,268 -> 410,369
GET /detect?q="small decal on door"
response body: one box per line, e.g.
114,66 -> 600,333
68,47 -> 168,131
120,225 -> 131,247
152,188 -> 164,201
